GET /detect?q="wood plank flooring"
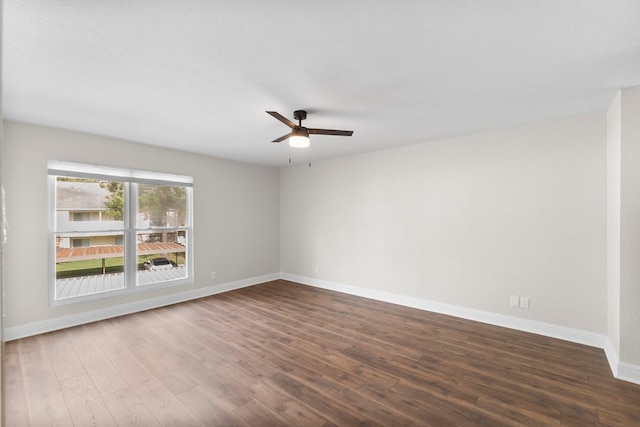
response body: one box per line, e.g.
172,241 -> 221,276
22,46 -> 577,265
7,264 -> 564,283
4,280 -> 640,426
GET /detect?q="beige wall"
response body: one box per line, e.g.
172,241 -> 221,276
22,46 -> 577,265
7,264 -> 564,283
619,87 -> 640,365
607,86 -> 640,370
1,121 -> 280,328
281,113 -> 607,333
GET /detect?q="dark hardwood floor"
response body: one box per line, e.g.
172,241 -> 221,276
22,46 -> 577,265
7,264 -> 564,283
4,280 -> 640,426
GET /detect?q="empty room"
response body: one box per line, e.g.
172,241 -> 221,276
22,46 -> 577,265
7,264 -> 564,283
2,1 -> 640,425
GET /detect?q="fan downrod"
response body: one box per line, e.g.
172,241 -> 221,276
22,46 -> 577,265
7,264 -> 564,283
293,110 -> 307,123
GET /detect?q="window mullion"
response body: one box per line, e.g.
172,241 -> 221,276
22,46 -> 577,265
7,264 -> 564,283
125,182 -> 137,288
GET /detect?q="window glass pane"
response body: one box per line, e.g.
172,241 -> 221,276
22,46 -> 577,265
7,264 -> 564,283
137,184 -> 187,228
55,232 -> 126,300
72,212 -> 91,221
137,231 -> 187,285
56,177 -> 124,231
72,238 -> 90,248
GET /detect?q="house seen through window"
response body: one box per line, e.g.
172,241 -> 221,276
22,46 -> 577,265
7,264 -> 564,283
49,162 -> 193,303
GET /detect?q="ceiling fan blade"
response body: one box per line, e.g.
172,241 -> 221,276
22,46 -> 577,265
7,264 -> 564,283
266,111 -> 296,128
272,132 -> 292,143
308,128 -> 354,137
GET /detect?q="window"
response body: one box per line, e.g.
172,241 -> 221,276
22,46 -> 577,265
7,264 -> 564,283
49,161 -> 193,303
72,212 -> 91,221
72,238 -> 91,248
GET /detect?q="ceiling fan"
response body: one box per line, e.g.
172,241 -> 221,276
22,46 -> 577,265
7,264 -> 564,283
266,110 -> 353,148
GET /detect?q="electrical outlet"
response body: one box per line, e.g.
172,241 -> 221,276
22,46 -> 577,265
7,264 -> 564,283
315,265 -> 319,273
510,295 -> 519,307
211,272 -> 217,280
519,297 -> 530,309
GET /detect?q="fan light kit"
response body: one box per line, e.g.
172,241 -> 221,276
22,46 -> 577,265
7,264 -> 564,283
266,110 -> 353,149
289,127 -> 310,148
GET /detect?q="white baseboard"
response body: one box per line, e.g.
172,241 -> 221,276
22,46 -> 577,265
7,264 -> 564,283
603,338 -> 621,377
3,272 -> 279,341
604,338 -> 640,385
618,361 -> 640,385
6,271 -> 640,386
281,273 -> 640,385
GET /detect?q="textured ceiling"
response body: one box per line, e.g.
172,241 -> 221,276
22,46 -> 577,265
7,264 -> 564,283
3,1 -> 640,167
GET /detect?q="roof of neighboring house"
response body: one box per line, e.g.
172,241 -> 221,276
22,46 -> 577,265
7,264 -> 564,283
56,181 -> 110,210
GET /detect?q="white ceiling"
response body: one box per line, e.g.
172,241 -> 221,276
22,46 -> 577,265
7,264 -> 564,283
3,1 -> 640,167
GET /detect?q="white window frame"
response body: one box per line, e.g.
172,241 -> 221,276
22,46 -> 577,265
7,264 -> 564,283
48,161 -> 194,305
